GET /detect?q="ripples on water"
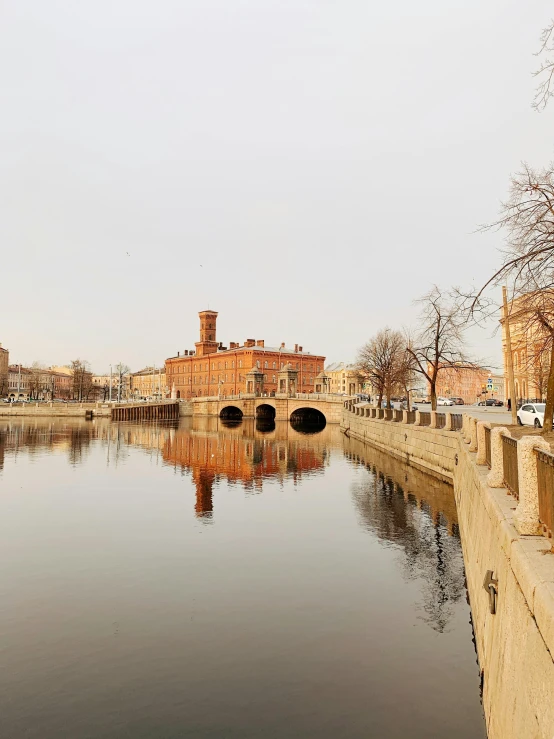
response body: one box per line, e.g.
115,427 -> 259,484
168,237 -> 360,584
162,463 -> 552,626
0,418 -> 485,738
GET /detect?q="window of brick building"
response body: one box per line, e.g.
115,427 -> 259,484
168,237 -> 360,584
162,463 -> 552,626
264,361 -> 268,369
273,362 -> 276,369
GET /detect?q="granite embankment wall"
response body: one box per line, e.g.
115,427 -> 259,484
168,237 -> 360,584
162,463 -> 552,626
0,400 -> 193,418
341,406 -> 554,739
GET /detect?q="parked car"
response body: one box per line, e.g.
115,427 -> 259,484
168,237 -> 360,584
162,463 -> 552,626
437,397 -> 454,406
450,397 -> 465,405
517,403 -> 545,428
478,398 -> 504,407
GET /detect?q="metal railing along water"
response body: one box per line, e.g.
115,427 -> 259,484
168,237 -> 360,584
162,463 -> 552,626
436,413 -> 446,429
419,412 -> 431,427
536,449 -> 554,540
450,414 -> 463,431
502,436 -> 519,499
406,411 -> 416,424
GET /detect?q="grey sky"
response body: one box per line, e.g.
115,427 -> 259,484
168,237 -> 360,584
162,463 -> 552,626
1,0 -> 553,373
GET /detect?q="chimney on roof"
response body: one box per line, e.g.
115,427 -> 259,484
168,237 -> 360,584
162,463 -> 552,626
246,339 -> 255,347
280,342 -> 285,349
177,351 -> 180,357
256,340 -> 264,347
299,346 -> 303,352
294,344 -> 298,353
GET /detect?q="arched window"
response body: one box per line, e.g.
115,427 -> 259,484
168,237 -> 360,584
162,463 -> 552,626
264,361 -> 268,368
280,362 -> 284,369
272,375 -> 276,383
256,360 -> 260,368
212,363 -> 215,370
239,360 -> 242,368
232,361 -> 235,369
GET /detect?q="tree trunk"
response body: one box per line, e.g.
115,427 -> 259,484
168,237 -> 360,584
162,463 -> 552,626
541,343 -> 554,433
430,382 -> 437,411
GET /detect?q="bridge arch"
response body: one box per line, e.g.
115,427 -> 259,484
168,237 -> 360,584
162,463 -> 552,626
219,405 -> 243,421
290,407 -> 326,432
256,403 -> 276,420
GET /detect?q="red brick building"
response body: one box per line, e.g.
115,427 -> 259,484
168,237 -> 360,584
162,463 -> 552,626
165,310 -> 326,399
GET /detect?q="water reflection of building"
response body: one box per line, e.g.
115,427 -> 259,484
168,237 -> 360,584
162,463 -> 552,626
0,420 -> 97,466
344,436 -> 465,633
162,418 -> 340,520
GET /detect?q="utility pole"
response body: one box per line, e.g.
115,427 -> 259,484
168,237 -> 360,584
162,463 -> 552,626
109,365 -> 113,403
117,364 -> 122,404
502,286 -> 518,425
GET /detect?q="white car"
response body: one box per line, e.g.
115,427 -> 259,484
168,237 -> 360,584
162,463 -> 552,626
517,403 -> 545,428
437,397 -> 454,406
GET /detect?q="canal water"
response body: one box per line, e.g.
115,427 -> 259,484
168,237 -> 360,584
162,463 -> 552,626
0,418 -> 486,738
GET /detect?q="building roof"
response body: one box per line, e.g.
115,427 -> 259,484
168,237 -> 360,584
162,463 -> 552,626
132,367 -> 166,376
167,344 -> 324,360
325,362 -> 358,372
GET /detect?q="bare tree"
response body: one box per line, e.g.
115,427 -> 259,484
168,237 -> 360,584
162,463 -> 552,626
70,359 -> 94,401
28,361 -> 47,400
533,19 -> 554,112
476,164 -> 554,431
357,329 -> 405,408
406,287 -> 471,411
113,363 -> 131,402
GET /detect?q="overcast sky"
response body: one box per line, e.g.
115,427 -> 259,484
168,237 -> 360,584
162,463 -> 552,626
1,1 -> 553,373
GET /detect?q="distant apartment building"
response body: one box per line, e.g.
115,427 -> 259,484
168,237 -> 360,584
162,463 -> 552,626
7,365 -> 31,400
7,365 -> 73,400
325,362 -> 368,396
433,364 -> 504,404
0,343 -> 8,396
130,368 -> 166,399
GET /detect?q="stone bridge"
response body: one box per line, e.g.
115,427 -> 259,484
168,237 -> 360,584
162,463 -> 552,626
191,394 -> 346,424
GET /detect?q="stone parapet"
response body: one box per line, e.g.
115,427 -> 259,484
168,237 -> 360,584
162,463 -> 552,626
341,404 -> 554,738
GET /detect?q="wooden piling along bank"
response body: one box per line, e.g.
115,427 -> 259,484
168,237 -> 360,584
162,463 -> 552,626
111,403 -> 179,422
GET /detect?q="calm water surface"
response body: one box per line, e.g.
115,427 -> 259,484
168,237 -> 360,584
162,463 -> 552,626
0,418 -> 486,738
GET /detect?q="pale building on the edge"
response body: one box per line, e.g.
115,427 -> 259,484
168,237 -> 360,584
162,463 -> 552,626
0,343 -> 9,397
130,367 -> 167,399
501,292 -> 553,402
325,362 -> 369,396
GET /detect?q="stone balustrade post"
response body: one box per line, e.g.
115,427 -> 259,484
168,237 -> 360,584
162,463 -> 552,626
487,427 -> 510,487
402,410 -> 409,423
514,436 -> 550,535
445,413 -> 454,431
476,422 -> 488,465
468,417 -> 478,452
462,414 -> 471,443
414,410 -> 422,426
430,411 -> 437,429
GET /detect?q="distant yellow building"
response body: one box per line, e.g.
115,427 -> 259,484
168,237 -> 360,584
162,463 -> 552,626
130,367 -> 167,399
325,362 -> 368,396
501,293 -> 553,402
